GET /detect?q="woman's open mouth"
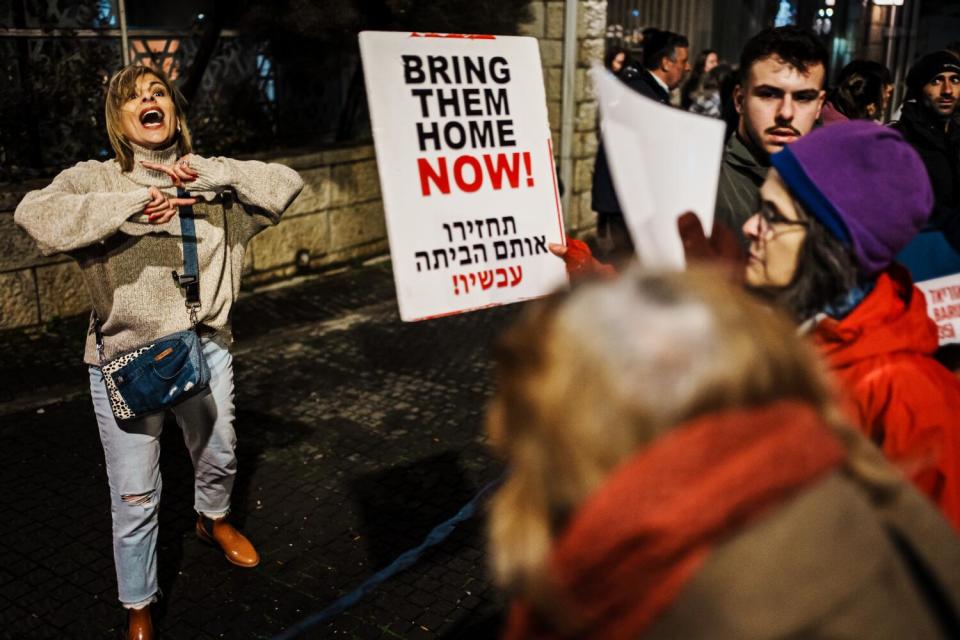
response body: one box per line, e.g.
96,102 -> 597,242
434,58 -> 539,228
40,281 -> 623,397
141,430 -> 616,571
139,108 -> 165,129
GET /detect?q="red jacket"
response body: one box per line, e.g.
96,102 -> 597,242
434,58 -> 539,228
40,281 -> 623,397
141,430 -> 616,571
812,266 -> 960,529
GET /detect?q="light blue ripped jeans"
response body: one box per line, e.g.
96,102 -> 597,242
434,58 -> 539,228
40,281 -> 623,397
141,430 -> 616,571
89,338 -> 237,608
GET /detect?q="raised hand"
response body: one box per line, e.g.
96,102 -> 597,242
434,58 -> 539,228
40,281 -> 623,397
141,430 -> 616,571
677,212 -> 746,282
140,156 -> 198,188
144,186 -> 198,224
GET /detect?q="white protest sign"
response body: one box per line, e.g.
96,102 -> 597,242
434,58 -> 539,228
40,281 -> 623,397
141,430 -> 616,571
359,31 -> 567,321
916,273 -> 960,345
592,65 -> 726,269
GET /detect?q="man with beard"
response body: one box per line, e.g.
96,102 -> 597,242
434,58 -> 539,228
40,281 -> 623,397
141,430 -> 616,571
715,27 -> 827,243
893,51 -> 960,254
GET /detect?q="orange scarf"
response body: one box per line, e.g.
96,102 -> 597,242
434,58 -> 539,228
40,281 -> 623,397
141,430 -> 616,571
504,401 -> 846,640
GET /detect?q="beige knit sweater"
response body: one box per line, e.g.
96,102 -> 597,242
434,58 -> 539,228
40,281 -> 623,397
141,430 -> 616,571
15,143 -> 304,364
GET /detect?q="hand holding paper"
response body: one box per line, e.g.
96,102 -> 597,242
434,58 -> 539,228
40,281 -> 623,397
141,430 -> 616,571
591,65 -> 726,269
677,212 -> 746,282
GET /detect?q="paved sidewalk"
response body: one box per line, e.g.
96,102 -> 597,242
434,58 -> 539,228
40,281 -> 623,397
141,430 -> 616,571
0,259 -> 522,638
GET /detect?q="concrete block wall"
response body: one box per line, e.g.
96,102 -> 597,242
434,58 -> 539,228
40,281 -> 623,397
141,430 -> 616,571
246,146 -> 387,285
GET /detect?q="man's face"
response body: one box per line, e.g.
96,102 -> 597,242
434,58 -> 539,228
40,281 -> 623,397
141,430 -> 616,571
663,46 -> 691,90
735,55 -> 825,157
921,71 -> 960,118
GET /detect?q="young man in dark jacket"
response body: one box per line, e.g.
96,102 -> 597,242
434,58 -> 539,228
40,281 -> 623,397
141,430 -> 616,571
715,26 -> 827,244
591,29 -> 690,264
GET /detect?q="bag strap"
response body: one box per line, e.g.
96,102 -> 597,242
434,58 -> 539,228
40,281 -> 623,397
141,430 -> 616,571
95,188 -> 201,364
171,187 -> 201,324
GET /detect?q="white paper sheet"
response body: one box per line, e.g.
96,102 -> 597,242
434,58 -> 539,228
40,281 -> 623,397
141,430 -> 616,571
592,65 -> 726,269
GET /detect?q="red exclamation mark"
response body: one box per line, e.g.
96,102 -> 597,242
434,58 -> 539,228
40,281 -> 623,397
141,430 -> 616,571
452,275 -> 460,295
523,151 -> 534,187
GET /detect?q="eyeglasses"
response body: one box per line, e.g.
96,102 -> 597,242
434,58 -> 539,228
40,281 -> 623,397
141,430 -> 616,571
757,204 -> 809,237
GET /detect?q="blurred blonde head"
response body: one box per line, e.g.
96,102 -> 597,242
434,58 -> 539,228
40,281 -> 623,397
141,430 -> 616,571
486,267 -> 891,616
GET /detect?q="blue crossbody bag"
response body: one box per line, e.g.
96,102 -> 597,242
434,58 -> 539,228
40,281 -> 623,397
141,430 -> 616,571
95,190 -> 211,423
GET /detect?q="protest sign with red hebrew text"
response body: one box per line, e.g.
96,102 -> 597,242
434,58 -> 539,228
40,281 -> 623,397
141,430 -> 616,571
917,273 -> 960,346
359,31 -> 567,321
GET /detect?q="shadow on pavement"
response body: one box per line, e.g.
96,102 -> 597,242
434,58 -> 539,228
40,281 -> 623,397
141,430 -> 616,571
152,409 -> 314,630
351,451 -> 479,568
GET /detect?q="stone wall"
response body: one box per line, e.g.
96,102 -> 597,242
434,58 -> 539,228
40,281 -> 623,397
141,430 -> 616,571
0,146 -> 386,330
520,0 -> 605,231
0,1 -> 605,331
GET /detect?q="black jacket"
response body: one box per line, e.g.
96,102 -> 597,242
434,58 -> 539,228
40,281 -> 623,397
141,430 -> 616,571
591,70 -> 671,214
892,101 -> 960,248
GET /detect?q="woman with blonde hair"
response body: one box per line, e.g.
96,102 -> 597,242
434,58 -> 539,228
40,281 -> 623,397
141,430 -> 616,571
16,64 -> 303,639
487,268 -> 960,639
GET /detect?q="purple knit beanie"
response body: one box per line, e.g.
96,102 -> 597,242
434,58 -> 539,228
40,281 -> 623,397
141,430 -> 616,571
769,120 -> 933,276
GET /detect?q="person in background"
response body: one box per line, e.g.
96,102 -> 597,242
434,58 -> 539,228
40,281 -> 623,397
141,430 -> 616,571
15,64 -> 304,640
680,48 -> 719,110
551,120 -> 960,527
741,120 -> 960,527
688,63 -> 734,119
893,50 -> 960,370
946,43 -> 960,128
591,29 -> 690,266
715,26 -> 827,243
604,45 -> 628,75
892,51 -> 960,257
487,267 -> 960,640
719,64 -> 740,140
604,43 -> 644,85
821,60 -> 893,124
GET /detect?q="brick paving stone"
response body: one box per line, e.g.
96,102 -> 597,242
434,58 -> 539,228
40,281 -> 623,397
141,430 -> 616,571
405,624 -> 438,639
0,261 -> 520,638
414,610 -> 447,632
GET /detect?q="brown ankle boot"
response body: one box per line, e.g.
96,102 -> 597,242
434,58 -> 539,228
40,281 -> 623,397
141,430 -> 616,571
197,515 -> 260,568
127,605 -> 153,640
